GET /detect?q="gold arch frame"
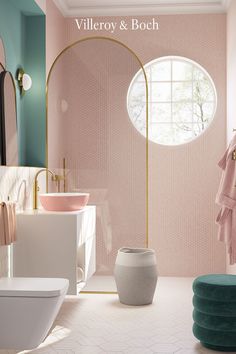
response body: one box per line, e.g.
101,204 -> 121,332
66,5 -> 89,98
0,62 -> 18,167
0,64 -> 18,114
46,36 -> 149,293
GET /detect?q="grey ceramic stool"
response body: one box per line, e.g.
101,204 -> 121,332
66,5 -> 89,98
114,247 -> 158,306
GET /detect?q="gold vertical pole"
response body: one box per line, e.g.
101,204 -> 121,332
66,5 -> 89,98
63,157 -> 66,192
33,180 -> 39,210
144,70 -> 149,249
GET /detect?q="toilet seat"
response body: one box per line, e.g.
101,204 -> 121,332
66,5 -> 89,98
0,277 -> 69,297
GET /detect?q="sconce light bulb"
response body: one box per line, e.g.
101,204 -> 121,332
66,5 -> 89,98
22,73 -> 32,91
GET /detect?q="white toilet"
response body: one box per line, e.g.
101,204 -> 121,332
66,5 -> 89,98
0,277 -> 69,350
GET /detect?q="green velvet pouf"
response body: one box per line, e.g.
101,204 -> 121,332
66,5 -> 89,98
193,294 -> 236,317
201,342 -> 236,352
192,275 -> 236,352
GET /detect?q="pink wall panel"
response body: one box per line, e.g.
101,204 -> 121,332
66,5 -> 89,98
46,0 -> 67,75
47,10 -> 227,276
226,1 -> 236,274
67,15 -> 226,276
48,40 -> 146,274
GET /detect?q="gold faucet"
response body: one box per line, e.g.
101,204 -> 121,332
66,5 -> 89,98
33,168 -> 57,210
52,158 -> 67,193
54,174 -> 65,192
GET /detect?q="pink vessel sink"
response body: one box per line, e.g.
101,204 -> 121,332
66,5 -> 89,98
39,193 -> 90,212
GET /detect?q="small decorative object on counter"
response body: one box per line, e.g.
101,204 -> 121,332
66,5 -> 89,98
114,247 -> 158,306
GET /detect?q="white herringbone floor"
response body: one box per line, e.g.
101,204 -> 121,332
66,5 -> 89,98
0,277 -> 231,354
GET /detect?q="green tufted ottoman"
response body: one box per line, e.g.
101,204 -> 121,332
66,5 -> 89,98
192,274 -> 236,352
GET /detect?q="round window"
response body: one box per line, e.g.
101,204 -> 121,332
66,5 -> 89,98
127,56 -> 217,145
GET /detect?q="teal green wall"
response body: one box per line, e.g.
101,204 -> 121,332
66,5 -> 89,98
24,16 -> 46,166
0,0 -> 45,166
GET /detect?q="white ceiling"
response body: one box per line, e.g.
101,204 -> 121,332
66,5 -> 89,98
53,0 -> 231,17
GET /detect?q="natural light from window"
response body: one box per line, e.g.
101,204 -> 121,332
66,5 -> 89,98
127,56 -> 217,145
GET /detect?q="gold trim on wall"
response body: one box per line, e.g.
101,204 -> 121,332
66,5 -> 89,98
46,36 -> 149,294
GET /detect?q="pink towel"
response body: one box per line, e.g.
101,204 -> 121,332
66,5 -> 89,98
216,134 -> 236,264
0,202 -> 16,246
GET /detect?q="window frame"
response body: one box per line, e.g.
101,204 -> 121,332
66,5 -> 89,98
127,55 -> 217,146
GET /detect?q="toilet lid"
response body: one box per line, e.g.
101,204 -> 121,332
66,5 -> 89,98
0,277 -> 69,297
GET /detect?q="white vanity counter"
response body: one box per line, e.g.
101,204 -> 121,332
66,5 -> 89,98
13,206 -> 96,295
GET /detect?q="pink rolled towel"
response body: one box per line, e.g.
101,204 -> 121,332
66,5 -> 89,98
0,202 -> 16,246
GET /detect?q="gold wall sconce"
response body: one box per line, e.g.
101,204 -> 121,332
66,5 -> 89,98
17,68 -> 32,94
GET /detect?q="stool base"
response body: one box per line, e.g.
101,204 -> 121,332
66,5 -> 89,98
202,342 -> 236,352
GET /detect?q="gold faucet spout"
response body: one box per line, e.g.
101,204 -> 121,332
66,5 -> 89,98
33,168 -> 56,210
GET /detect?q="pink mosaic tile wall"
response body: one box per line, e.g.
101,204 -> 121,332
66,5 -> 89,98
46,0 -> 227,275
48,40 -> 146,274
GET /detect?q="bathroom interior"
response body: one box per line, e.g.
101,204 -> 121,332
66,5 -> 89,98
0,0 -> 236,352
